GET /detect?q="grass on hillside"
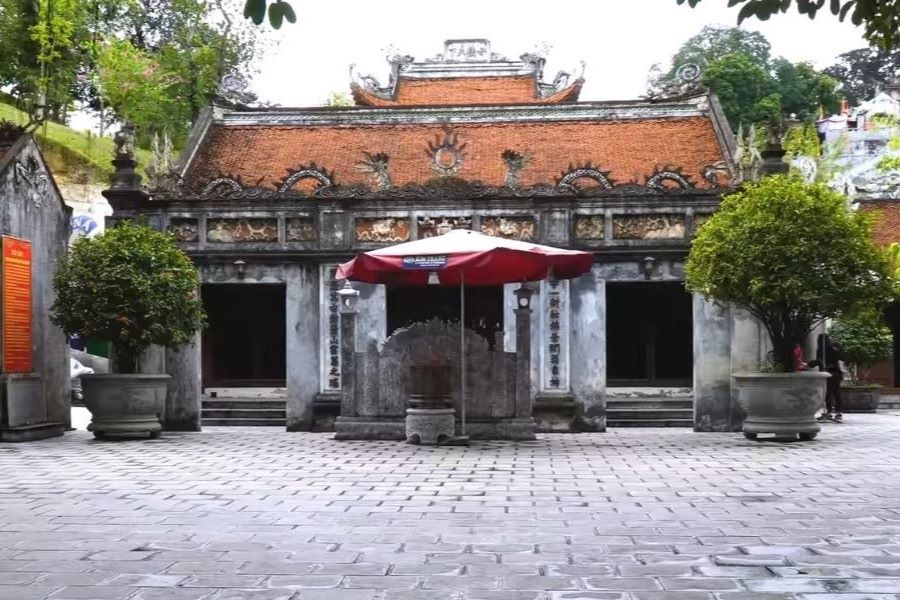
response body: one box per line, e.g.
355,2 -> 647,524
0,102 -> 152,184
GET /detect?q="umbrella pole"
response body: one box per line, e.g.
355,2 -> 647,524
460,270 -> 466,437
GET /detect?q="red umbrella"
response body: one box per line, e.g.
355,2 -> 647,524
336,229 -> 594,436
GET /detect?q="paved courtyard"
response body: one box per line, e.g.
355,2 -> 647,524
2,412 -> 900,599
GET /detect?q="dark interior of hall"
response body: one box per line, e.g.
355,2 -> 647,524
201,284 -> 286,388
386,285 -> 504,350
606,281 -> 693,387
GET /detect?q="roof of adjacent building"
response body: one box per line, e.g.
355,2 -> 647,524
858,199 -> 900,246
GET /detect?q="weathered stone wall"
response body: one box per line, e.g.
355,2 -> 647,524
0,137 -> 71,427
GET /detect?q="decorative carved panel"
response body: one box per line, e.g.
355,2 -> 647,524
207,218 -> 278,243
417,216 -> 472,239
355,217 -> 410,243
612,215 -> 686,240
573,215 -> 605,240
693,213 -> 712,233
286,217 -> 316,241
169,218 -> 199,242
481,216 -> 535,241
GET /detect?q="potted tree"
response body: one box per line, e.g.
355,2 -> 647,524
686,174 -> 893,441
830,309 -> 893,412
51,221 -> 205,439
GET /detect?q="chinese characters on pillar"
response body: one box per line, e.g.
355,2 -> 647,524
320,265 -> 342,392
541,278 -> 569,392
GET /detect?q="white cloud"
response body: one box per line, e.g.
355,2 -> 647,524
251,0 -> 868,107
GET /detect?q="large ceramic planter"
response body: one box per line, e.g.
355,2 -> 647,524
842,385 -> 880,413
734,372 -> 829,441
80,374 -> 170,440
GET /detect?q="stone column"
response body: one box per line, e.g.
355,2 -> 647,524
514,286 -> 534,418
569,267 -> 606,431
692,295 -> 733,432
730,308 -> 768,430
164,332 -> 201,431
356,283 -> 386,347
285,265 -> 319,431
338,285 -> 359,418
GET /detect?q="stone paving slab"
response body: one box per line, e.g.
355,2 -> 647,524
2,412 -> 900,598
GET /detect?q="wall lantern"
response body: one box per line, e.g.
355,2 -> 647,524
338,280 -> 360,313
233,259 -> 246,280
642,256 -> 656,280
514,283 -> 534,310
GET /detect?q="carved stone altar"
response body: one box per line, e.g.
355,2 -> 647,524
335,312 -> 536,441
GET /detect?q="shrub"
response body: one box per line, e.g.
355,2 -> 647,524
830,310 -> 893,385
685,174 -> 893,372
51,221 -> 205,373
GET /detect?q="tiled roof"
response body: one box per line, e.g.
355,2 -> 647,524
859,201 -> 900,246
183,113 -> 728,192
351,76 -> 582,107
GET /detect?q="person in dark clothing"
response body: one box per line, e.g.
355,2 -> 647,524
809,332 -> 843,423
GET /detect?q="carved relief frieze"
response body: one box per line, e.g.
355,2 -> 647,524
646,166 -> 694,190
169,218 -> 199,242
355,217 -> 411,243
573,215 -> 605,240
286,217 -> 317,241
481,216 -> 535,241
357,152 -> 392,189
613,215 -> 686,240
277,163 -> 334,194
207,218 -> 278,243
417,216 -> 472,238
14,155 -> 48,207
557,162 -> 615,191
502,150 -> 529,188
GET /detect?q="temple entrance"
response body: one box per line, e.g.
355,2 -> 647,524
386,285 -> 504,349
606,282 -> 693,387
201,284 -> 286,388
888,301 -> 900,386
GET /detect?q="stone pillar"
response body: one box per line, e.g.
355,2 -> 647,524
338,285 -> 359,418
285,265 -> 319,431
569,267 -> 606,431
356,282 -> 386,347
164,333 -> 201,431
692,295 -> 733,432
514,285 -> 534,418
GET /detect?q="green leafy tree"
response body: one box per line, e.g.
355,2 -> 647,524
702,53 -> 781,129
676,0 -> 900,49
830,309 -> 894,384
324,91 -> 352,107
51,221 -> 205,374
685,175 -> 894,372
783,122 -> 821,157
772,59 -> 840,121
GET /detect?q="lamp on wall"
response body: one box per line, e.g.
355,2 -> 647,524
514,283 -> 534,310
233,259 -> 246,280
642,256 -> 656,280
338,280 -> 359,313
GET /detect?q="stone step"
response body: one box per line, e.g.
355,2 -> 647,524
202,399 -> 286,411
608,418 -> 694,428
202,418 -> 286,427
607,408 -> 694,421
202,408 -> 286,420
607,399 -> 694,410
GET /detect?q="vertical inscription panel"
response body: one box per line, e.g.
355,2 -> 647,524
2,237 -> 32,373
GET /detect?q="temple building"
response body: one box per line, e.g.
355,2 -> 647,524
116,39 -> 762,434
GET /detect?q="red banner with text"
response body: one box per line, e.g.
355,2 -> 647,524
2,236 -> 32,373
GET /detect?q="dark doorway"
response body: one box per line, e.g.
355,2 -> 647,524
386,285 -> 504,349
201,284 -> 286,387
887,300 -> 900,387
607,281 -> 693,386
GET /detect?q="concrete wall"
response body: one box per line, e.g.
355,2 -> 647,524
0,137 -> 71,427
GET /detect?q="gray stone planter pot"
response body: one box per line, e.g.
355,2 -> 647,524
842,385 -> 880,413
81,374 -> 170,440
733,372 -> 830,441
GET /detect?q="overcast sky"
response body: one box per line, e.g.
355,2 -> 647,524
249,0 -> 868,107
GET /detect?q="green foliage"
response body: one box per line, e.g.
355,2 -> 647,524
772,59 -> 840,121
685,174 -> 894,372
783,123 -> 821,157
324,92 -> 352,107
877,155 -> 900,171
830,310 -> 894,384
668,25 -> 772,69
675,0 -> 900,49
702,53 -> 779,128
51,221 -> 205,373
243,0 -> 294,27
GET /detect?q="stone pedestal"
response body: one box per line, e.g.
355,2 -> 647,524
165,334 -> 201,431
693,295 -> 733,431
0,373 -> 64,442
405,408 -> 455,444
